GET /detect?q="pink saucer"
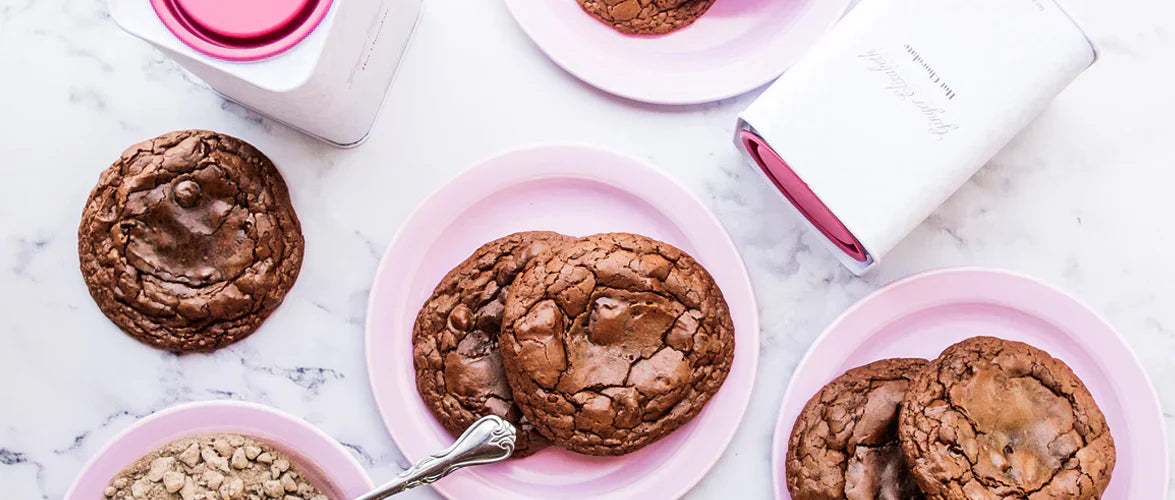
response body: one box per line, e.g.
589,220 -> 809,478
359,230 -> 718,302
502,0 -> 850,104
65,401 -> 372,499
365,145 -> 760,499
770,268 -> 1168,499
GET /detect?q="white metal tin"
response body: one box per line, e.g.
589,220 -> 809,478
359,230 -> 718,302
737,0 -> 1096,274
110,0 -> 422,147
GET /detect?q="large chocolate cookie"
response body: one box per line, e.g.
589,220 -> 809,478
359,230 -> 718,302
499,233 -> 735,456
786,358 -> 928,500
413,232 -> 571,458
78,130 -> 304,353
899,337 -> 1116,499
578,0 -> 715,36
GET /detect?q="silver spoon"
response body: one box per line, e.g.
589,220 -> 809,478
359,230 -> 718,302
354,415 -> 517,499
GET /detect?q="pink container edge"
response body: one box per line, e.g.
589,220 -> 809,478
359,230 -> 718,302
149,0 -> 335,61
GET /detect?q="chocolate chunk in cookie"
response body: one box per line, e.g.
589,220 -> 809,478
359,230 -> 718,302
899,337 -> 1116,499
579,0 -> 715,36
499,233 -> 735,456
786,358 -> 928,500
413,232 -> 571,458
78,130 -> 304,353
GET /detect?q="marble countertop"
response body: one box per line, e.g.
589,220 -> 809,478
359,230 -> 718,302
1,0 -> 1173,497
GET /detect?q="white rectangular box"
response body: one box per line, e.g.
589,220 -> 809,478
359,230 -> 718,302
110,0 -> 421,147
737,0 -> 1095,274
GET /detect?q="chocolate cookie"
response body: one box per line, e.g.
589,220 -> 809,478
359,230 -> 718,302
786,358 -> 928,500
579,0 -> 715,36
78,130 -> 304,353
413,232 -> 571,458
499,233 -> 735,456
899,337 -> 1116,499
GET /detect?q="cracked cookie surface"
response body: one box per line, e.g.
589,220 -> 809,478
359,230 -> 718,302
786,358 -> 927,500
499,233 -> 734,456
79,130 -> 303,353
413,232 -> 571,458
899,337 -> 1115,499
578,0 -> 715,35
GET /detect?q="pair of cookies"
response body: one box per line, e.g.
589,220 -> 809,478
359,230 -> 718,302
413,231 -> 735,457
787,337 -> 1116,499
78,131 -> 305,353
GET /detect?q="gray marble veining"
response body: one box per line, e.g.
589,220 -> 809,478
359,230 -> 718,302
1,0 -> 1173,498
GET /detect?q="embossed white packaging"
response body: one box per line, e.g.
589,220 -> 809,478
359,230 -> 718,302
736,0 -> 1095,274
110,0 -> 421,147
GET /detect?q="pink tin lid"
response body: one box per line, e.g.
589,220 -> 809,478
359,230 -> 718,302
739,130 -> 869,263
151,0 -> 334,61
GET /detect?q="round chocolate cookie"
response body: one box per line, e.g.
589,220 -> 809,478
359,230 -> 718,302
413,232 -> 571,458
899,337 -> 1116,499
499,233 -> 735,456
578,0 -> 715,36
78,130 -> 304,353
786,358 -> 928,500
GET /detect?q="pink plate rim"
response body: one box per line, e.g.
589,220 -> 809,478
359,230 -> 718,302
64,400 -> 372,499
769,267 -> 1169,499
501,0 -> 851,105
364,143 -> 761,499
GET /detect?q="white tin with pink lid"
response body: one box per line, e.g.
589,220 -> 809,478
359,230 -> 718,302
110,0 -> 421,147
737,0 -> 1096,274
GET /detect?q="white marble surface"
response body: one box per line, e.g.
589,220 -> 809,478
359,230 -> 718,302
1,0 -> 1173,497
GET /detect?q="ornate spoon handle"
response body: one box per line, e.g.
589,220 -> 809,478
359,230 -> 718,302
354,415 -> 516,500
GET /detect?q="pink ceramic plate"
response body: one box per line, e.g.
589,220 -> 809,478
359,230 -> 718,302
502,0 -> 850,104
366,145 -> 760,499
771,268 -> 1168,499
65,401 -> 372,499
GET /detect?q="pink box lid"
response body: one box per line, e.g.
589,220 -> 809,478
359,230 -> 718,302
150,0 -> 333,61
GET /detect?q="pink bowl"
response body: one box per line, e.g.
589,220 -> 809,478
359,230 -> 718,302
502,0 -> 851,104
771,267 -> 1168,499
365,144 -> 760,499
65,401 -> 372,499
